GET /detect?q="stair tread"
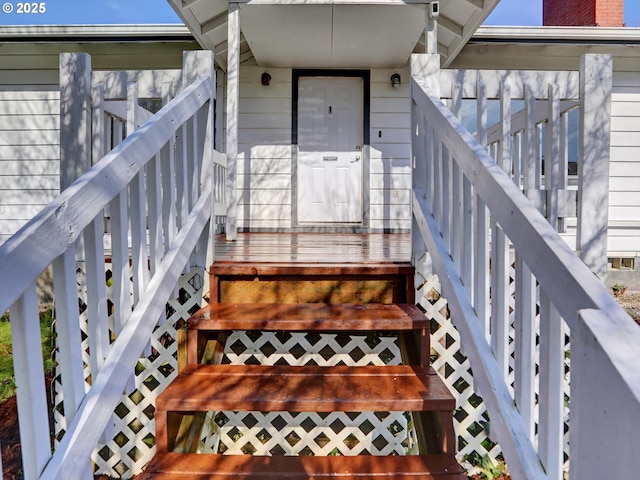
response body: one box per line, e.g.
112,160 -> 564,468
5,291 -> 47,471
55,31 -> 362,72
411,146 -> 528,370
210,263 -> 414,275
189,303 -> 429,331
141,452 -> 465,479
156,364 -> 455,412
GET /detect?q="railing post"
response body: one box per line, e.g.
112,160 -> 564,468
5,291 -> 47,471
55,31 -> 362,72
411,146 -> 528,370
577,54 -> 612,281
570,309 -> 640,480
183,50 -> 216,270
225,3 -> 240,240
10,285 -> 51,480
410,54 -> 440,287
60,53 -> 92,191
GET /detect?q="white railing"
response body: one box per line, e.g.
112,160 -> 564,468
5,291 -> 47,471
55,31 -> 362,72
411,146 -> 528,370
0,52 -> 224,479
411,55 -> 640,480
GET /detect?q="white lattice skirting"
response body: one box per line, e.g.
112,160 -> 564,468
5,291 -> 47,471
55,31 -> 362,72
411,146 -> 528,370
52,264 -> 570,478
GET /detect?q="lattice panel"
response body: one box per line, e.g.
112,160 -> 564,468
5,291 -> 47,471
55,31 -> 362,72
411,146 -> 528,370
53,266 -> 205,478
198,331 -> 418,457
417,267 -> 571,474
223,331 -> 402,367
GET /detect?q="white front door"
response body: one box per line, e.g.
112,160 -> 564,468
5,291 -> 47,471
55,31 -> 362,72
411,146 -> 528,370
297,77 -> 363,223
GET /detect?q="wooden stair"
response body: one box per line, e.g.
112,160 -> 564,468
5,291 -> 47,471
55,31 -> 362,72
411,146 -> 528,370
142,263 -> 464,479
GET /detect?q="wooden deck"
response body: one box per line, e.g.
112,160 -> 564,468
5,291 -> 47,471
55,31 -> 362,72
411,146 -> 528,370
213,233 -> 411,264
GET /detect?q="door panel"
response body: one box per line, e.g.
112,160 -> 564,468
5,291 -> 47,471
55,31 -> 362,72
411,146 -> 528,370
298,77 -> 363,223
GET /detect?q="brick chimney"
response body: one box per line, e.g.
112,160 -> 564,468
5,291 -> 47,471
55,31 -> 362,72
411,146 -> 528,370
543,0 -> 625,27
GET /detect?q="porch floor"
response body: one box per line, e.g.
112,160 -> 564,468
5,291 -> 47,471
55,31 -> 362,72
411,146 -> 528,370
213,233 -> 411,264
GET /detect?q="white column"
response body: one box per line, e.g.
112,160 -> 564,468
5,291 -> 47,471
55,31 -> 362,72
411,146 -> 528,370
577,54 -> 612,281
60,53 -> 92,191
225,3 -> 240,240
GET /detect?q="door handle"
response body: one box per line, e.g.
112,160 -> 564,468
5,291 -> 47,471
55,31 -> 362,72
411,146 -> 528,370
351,156 -> 360,163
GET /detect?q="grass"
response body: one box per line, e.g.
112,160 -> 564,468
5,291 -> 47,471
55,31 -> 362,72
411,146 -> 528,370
0,308 -> 56,403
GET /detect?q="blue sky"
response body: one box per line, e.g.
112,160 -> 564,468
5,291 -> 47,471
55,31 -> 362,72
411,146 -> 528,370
0,0 -> 638,26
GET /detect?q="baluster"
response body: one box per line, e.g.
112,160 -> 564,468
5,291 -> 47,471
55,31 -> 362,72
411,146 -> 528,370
148,153 -> 163,276
538,291 -> 565,480
91,84 -> 105,165
474,80 -> 490,335
161,83 -> 178,255
10,285 -> 51,479
500,83 -> 512,175
441,145 -> 451,251
523,86 -> 537,197
452,160 -> 463,272
462,174 -> 473,298
546,84 -> 561,231
128,82 -> 148,305
513,132 -> 522,188
489,83 -> 512,378
186,116 -> 196,212
176,122 -> 189,229
513,255 -> 537,439
451,83 -> 463,272
110,189 -> 130,336
432,134 -> 442,228
425,119 -> 434,210
53,248 -> 87,421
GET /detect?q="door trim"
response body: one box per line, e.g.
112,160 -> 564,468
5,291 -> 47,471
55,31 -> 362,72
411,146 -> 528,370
291,70 -> 370,228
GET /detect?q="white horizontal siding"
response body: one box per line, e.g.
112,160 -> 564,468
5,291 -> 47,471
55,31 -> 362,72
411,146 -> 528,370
0,86 -> 60,241
235,67 -> 293,230
369,67 -> 411,231
607,74 -> 640,257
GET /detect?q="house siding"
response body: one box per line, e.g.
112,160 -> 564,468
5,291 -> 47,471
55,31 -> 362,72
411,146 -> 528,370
234,66 -> 412,232
0,79 -> 60,245
0,38 -> 198,245
608,72 -> 640,257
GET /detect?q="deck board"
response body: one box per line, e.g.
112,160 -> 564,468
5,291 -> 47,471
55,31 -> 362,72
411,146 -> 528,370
213,233 -> 411,264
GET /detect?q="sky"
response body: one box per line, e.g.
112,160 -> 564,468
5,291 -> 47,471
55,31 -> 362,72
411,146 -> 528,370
0,0 -> 638,26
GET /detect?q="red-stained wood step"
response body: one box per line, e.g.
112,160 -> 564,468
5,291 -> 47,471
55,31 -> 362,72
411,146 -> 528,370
156,364 -> 454,413
189,303 -> 428,331
139,452 -> 466,479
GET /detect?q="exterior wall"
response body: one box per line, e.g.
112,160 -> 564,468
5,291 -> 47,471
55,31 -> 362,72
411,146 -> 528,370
0,39 -> 197,245
543,0 -> 624,27
369,68 -> 411,231
608,72 -> 640,258
235,65 -> 412,232
0,71 -> 60,245
237,66 -> 293,230
451,36 -> 640,262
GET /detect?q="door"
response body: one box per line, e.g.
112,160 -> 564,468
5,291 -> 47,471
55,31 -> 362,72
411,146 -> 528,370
297,77 -> 363,223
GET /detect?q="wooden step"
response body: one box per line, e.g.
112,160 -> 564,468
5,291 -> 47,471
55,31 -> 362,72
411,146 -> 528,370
140,452 -> 466,479
210,263 -> 415,304
187,303 -> 430,365
155,365 -> 456,452
157,364 -> 453,412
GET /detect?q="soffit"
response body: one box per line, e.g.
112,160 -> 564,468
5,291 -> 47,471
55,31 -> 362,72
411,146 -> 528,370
168,0 -> 500,70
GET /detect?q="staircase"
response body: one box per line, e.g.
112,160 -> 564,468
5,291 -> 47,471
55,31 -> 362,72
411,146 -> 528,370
141,261 -> 464,479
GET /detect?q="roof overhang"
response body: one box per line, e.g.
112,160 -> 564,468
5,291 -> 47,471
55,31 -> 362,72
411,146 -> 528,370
168,0 -> 500,70
452,25 -> 640,71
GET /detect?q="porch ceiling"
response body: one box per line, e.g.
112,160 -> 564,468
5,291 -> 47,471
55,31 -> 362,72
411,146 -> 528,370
167,0 -> 500,70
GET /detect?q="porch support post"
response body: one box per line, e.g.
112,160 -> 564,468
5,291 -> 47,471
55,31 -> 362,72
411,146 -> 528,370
425,3 -> 438,55
577,54 -> 612,281
225,3 -> 240,240
183,50 -> 216,268
411,54 -> 440,301
60,52 -> 92,191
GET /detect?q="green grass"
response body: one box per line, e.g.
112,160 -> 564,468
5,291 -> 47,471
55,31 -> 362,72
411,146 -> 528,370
0,309 -> 56,403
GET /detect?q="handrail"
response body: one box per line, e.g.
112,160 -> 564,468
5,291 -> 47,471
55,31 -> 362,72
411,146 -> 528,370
0,67 -> 223,479
0,76 -> 211,315
411,73 -> 640,479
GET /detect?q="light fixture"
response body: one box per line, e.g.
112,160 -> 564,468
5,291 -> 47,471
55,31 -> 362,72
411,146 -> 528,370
390,72 -> 401,88
261,71 -> 271,86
